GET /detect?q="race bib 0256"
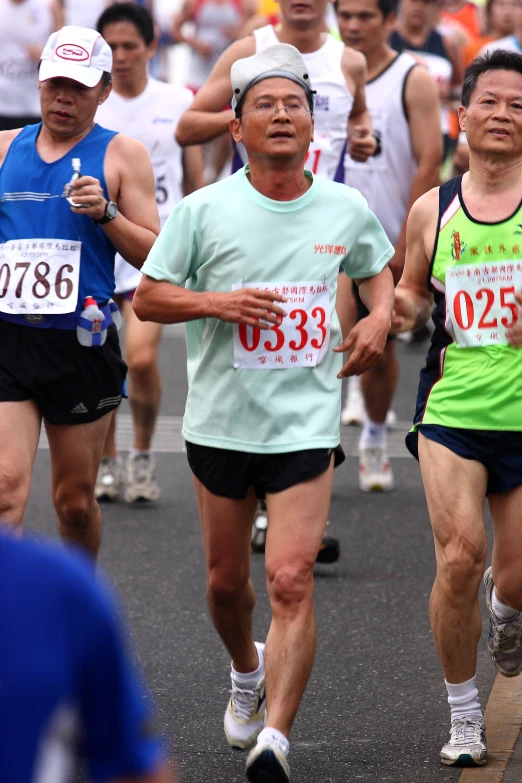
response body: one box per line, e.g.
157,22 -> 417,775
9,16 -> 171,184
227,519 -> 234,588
0,238 -> 81,316
446,261 -> 522,347
232,281 -> 330,370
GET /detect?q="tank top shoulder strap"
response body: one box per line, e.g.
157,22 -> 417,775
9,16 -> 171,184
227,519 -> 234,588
428,176 -> 463,284
253,24 -> 279,51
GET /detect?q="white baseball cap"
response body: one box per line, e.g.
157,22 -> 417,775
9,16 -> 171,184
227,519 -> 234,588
231,44 -> 314,116
39,26 -> 112,88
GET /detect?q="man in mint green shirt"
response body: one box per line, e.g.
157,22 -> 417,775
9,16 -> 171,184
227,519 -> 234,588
135,43 -> 394,783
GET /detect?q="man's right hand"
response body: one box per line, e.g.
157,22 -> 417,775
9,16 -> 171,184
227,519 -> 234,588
209,288 -> 288,329
391,288 -> 418,333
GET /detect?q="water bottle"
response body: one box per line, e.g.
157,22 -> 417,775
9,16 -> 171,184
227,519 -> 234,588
108,298 -> 123,330
77,296 -> 108,347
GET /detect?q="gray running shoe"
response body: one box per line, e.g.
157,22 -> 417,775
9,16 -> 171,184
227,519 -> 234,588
125,453 -> 160,503
95,457 -> 124,502
246,739 -> 290,782
440,715 -> 487,766
484,566 -> 522,677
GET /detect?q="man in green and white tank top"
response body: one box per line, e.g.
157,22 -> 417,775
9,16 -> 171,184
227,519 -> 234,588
394,49 -> 522,769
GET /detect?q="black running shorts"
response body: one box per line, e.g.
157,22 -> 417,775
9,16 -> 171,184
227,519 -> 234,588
0,320 -> 127,425
186,442 -> 345,500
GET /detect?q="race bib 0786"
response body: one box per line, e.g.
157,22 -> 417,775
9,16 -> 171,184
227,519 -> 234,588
0,239 -> 81,315
232,281 -> 331,370
446,261 -> 522,347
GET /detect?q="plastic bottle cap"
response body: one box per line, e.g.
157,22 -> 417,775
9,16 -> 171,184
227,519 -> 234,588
84,296 -> 98,308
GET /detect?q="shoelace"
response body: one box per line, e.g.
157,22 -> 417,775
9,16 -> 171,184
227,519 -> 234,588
450,716 -> 483,746
492,614 -> 522,652
230,677 -> 260,721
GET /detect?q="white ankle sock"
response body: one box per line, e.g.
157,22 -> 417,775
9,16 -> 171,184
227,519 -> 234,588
445,676 -> 482,720
492,587 -> 518,621
257,727 -> 290,757
129,449 -> 150,459
359,419 -> 387,449
232,644 -> 264,688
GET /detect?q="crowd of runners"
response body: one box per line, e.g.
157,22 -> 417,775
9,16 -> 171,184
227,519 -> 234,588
1,1 -> 522,782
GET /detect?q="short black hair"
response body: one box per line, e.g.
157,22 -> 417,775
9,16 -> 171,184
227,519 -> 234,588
462,49 -> 522,107
333,0 -> 398,17
97,2 -> 155,46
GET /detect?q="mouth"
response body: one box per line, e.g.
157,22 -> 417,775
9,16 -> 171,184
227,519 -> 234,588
270,131 -> 294,139
291,2 -> 310,11
489,128 -> 510,137
53,110 -> 73,121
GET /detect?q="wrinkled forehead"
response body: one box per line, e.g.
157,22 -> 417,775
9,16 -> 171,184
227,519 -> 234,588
242,77 -> 309,106
471,68 -> 522,102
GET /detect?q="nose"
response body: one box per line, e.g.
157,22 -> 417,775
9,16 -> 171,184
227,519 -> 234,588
56,86 -> 74,104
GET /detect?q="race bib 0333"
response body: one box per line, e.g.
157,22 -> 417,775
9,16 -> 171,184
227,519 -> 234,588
0,238 -> 81,316
232,281 -> 331,370
446,261 -> 522,347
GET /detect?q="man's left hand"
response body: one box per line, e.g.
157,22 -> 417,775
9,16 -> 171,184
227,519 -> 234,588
65,175 -> 108,221
348,126 -> 377,163
334,311 -> 390,377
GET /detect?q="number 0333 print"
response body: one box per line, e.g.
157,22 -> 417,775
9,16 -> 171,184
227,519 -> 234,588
0,239 -> 81,316
232,281 -> 331,370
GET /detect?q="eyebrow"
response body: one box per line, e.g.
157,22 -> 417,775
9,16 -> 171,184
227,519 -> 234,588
252,92 -> 306,101
481,90 -> 522,100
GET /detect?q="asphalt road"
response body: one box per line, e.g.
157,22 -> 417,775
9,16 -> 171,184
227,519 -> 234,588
26,326 -> 520,783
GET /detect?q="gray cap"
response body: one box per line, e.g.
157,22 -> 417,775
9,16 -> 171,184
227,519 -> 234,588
231,43 -> 314,116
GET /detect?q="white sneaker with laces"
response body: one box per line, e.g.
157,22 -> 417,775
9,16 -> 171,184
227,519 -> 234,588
341,386 -> 365,426
359,446 -> 394,492
95,457 -> 124,502
246,734 -> 290,782
224,642 -> 266,750
440,715 -> 487,766
125,453 -> 160,503
484,567 -> 522,677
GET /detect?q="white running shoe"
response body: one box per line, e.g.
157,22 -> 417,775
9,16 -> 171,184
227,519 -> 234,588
246,736 -> 290,782
341,387 -> 365,426
224,642 -> 267,750
125,453 -> 160,503
484,567 -> 522,677
359,447 -> 394,492
95,457 -> 124,502
386,409 -> 397,428
440,715 -> 487,766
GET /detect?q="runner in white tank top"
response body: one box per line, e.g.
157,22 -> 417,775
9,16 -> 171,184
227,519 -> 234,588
336,0 -> 442,494
94,3 -> 204,505
175,0 -> 377,174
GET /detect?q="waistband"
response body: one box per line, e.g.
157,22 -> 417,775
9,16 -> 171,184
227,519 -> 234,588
0,302 -> 113,330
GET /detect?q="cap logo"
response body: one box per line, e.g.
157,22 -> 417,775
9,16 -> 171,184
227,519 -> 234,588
56,43 -> 90,62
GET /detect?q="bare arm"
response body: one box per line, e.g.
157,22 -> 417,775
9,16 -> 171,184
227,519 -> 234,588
171,0 -> 200,48
182,146 -> 206,195
388,66 -> 442,283
175,36 -> 256,146
51,0 -> 64,31
0,129 -> 22,168
343,49 -> 376,162
133,275 -> 287,327
393,190 -> 438,333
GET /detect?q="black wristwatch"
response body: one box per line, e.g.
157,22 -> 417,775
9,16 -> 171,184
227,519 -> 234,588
96,200 -> 118,225
372,134 -> 382,157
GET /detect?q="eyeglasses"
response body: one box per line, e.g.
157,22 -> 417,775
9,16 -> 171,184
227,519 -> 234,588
240,103 -> 311,119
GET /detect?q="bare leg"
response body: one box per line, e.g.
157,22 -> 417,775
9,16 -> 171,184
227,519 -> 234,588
0,400 -> 41,526
419,434 -> 488,683
194,477 -> 260,673
100,410 -> 118,459
123,298 -> 162,452
361,340 -> 399,423
489,485 -> 522,612
46,412 -> 113,558
263,458 -> 334,736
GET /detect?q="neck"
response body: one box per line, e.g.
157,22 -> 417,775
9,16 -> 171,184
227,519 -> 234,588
247,159 -> 311,201
38,121 -> 95,160
399,19 -> 428,41
466,152 -> 522,195
364,44 -> 396,81
112,72 -> 149,99
277,22 -> 324,54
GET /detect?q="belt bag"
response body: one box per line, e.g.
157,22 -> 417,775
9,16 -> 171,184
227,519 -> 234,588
0,302 -> 115,330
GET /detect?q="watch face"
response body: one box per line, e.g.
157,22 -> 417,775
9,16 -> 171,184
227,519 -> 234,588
107,201 -> 118,219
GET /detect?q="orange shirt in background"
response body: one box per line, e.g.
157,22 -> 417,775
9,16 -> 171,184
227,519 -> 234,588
442,3 -> 481,40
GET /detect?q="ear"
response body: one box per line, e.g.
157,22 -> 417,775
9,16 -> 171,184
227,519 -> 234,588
310,116 -> 314,143
99,82 -> 112,105
148,40 -> 158,61
230,116 -> 243,143
458,105 -> 467,132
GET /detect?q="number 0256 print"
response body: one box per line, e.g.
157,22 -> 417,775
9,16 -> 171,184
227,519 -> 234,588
232,281 -> 331,370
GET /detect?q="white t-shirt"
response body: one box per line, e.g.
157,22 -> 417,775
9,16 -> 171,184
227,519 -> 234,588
0,0 -> 53,117
96,77 -> 193,293
142,167 -> 393,453
478,34 -> 522,56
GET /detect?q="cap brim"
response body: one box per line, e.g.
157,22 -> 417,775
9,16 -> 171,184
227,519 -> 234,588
39,60 -> 103,88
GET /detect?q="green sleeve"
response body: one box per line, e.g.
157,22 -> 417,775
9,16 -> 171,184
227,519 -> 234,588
341,208 -> 394,280
141,198 -> 200,285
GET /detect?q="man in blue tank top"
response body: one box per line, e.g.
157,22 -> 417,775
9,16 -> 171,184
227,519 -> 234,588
0,25 -> 160,558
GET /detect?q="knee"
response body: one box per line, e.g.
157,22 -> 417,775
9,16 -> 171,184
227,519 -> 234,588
53,485 -> 95,530
207,567 -> 249,606
127,349 -> 157,381
438,534 -> 487,594
0,465 -> 30,518
266,559 -> 314,610
494,573 -> 522,613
